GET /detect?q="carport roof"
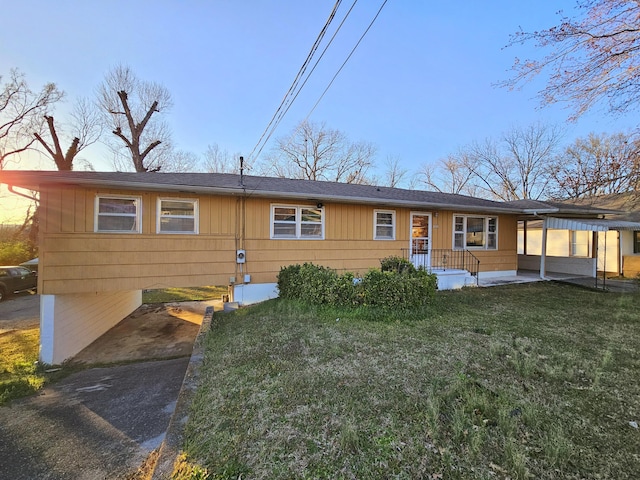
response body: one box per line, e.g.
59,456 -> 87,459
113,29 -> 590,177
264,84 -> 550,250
545,217 -> 640,231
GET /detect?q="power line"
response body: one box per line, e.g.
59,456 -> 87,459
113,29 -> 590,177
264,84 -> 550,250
268,0 -> 360,140
247,0 -> 388,165
304,0 -> 388,121
247,0 -> 343,164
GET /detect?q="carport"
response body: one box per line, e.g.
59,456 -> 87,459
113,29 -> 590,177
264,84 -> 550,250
520,216 -> 640,286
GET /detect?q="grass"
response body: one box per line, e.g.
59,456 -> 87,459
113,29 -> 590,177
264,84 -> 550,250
0,285 -> 227,405
180,282 -> 640,479
142,286 -> 228,304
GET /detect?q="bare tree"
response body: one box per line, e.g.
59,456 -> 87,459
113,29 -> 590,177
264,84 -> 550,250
97,65 -> 173,172
550,132 -> 640,198
33,98 -> 102,171
263,120 -> 376,184
160,150 -> 202,173
419,151 -> 477,195
465,123 -> 563,200
0,69 -> 63,169
203,143 -> 244,173
502,0 -> 640,121
381,155 -> 408,188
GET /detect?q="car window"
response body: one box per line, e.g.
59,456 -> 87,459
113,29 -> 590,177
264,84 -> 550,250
0,269 -> 8,277
16,267 -> 32,276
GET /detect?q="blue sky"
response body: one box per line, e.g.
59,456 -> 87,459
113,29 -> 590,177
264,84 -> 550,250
1,1 -> 637,220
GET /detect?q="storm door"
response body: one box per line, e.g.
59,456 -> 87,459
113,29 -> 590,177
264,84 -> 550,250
410,213 -> 431,270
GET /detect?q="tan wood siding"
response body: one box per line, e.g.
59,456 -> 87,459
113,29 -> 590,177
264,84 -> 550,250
623,256 -> 640,277
37,186 -> 520,294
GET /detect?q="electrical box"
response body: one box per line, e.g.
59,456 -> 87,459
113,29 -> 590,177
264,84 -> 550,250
244,274 -> 251,283
236,249 -> 246,264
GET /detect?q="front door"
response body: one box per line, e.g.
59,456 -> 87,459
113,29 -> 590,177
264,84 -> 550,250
410,213 -> 431,270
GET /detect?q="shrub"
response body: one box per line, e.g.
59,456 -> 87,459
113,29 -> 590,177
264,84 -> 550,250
0,241 -> 32,265
380,255 -> 416,274
361,267 -> 437,309
277,261 -> 437,310
277,263 -> 352,305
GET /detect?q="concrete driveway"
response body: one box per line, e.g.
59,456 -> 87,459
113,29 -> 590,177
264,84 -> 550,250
0,294 -> 220,479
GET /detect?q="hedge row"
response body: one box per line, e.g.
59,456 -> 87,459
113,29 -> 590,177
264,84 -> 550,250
277,257 -> 437,309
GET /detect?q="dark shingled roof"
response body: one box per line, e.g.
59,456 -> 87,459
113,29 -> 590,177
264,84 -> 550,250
0,170 -> 527,214
504,199 -> 620,216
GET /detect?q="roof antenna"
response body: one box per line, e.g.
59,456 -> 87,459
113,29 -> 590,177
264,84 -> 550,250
240,156 -> 244,186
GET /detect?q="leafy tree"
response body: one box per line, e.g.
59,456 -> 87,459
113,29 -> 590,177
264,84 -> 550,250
503,0 -> 640,121
0,69 -> 63,169
97,65 -> 173,172
263,120 -> 376,184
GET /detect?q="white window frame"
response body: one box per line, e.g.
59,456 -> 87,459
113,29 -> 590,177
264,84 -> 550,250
570,230 -> 590,257
157,198 -> 199,234
270,204 -> 325,240
374,209 -> 396,240
452,214 -> 498,250
94,195 -> 142,233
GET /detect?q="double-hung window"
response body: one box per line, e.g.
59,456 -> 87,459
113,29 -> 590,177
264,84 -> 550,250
95,195 -> 141,233
453,215 -> 497,250
271,205 -> 324,239
157,198 -> 198,234
374,210 -> 395,240
634,231 -> 640,254
570,230 -> 590,257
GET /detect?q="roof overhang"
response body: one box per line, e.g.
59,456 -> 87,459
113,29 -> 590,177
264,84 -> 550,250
0,171 -> 525,214
545,217 -> 640,231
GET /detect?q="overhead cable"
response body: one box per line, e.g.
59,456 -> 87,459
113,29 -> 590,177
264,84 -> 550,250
246,0 -> 343,164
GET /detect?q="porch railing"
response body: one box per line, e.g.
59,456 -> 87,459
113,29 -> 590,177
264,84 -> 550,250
401,248 -> 481,284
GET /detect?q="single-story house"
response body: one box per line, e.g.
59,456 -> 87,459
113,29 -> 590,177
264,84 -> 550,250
511,197 -> 640,278
1,170 -> 633,364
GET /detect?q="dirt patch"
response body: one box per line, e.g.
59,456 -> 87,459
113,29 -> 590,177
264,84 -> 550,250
69,301 -> 220,365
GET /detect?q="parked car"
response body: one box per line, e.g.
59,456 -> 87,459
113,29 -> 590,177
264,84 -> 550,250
0,266 -> 38,301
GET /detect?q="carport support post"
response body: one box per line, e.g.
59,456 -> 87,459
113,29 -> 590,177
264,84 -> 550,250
540,217 -> 548,279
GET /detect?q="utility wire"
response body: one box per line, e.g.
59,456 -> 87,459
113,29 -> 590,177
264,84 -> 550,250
304,0 -> 388,121
257,0 -> 360,154
247,0 -> 342,164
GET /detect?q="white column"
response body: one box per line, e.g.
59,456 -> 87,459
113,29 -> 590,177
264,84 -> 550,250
39,295 -> 56,365
540,217 -> 548,279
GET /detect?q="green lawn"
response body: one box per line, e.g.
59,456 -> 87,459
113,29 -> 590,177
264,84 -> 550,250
142,286 -> 228,304
181,282 -> 640,479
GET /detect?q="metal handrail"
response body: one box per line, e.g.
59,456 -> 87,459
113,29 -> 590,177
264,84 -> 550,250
401,248 -> 481,285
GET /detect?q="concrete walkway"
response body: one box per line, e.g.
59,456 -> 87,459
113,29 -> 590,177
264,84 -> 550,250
479,270 -> 639,293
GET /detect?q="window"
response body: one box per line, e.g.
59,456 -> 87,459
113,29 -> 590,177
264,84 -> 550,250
633,231 -> 640,254
374,210 -> 395,240
271,205 -> 324,239
158,198 -> 198,234
570,231 -> 590,257
453,215 -> 498,250
95,195 -> 141,233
